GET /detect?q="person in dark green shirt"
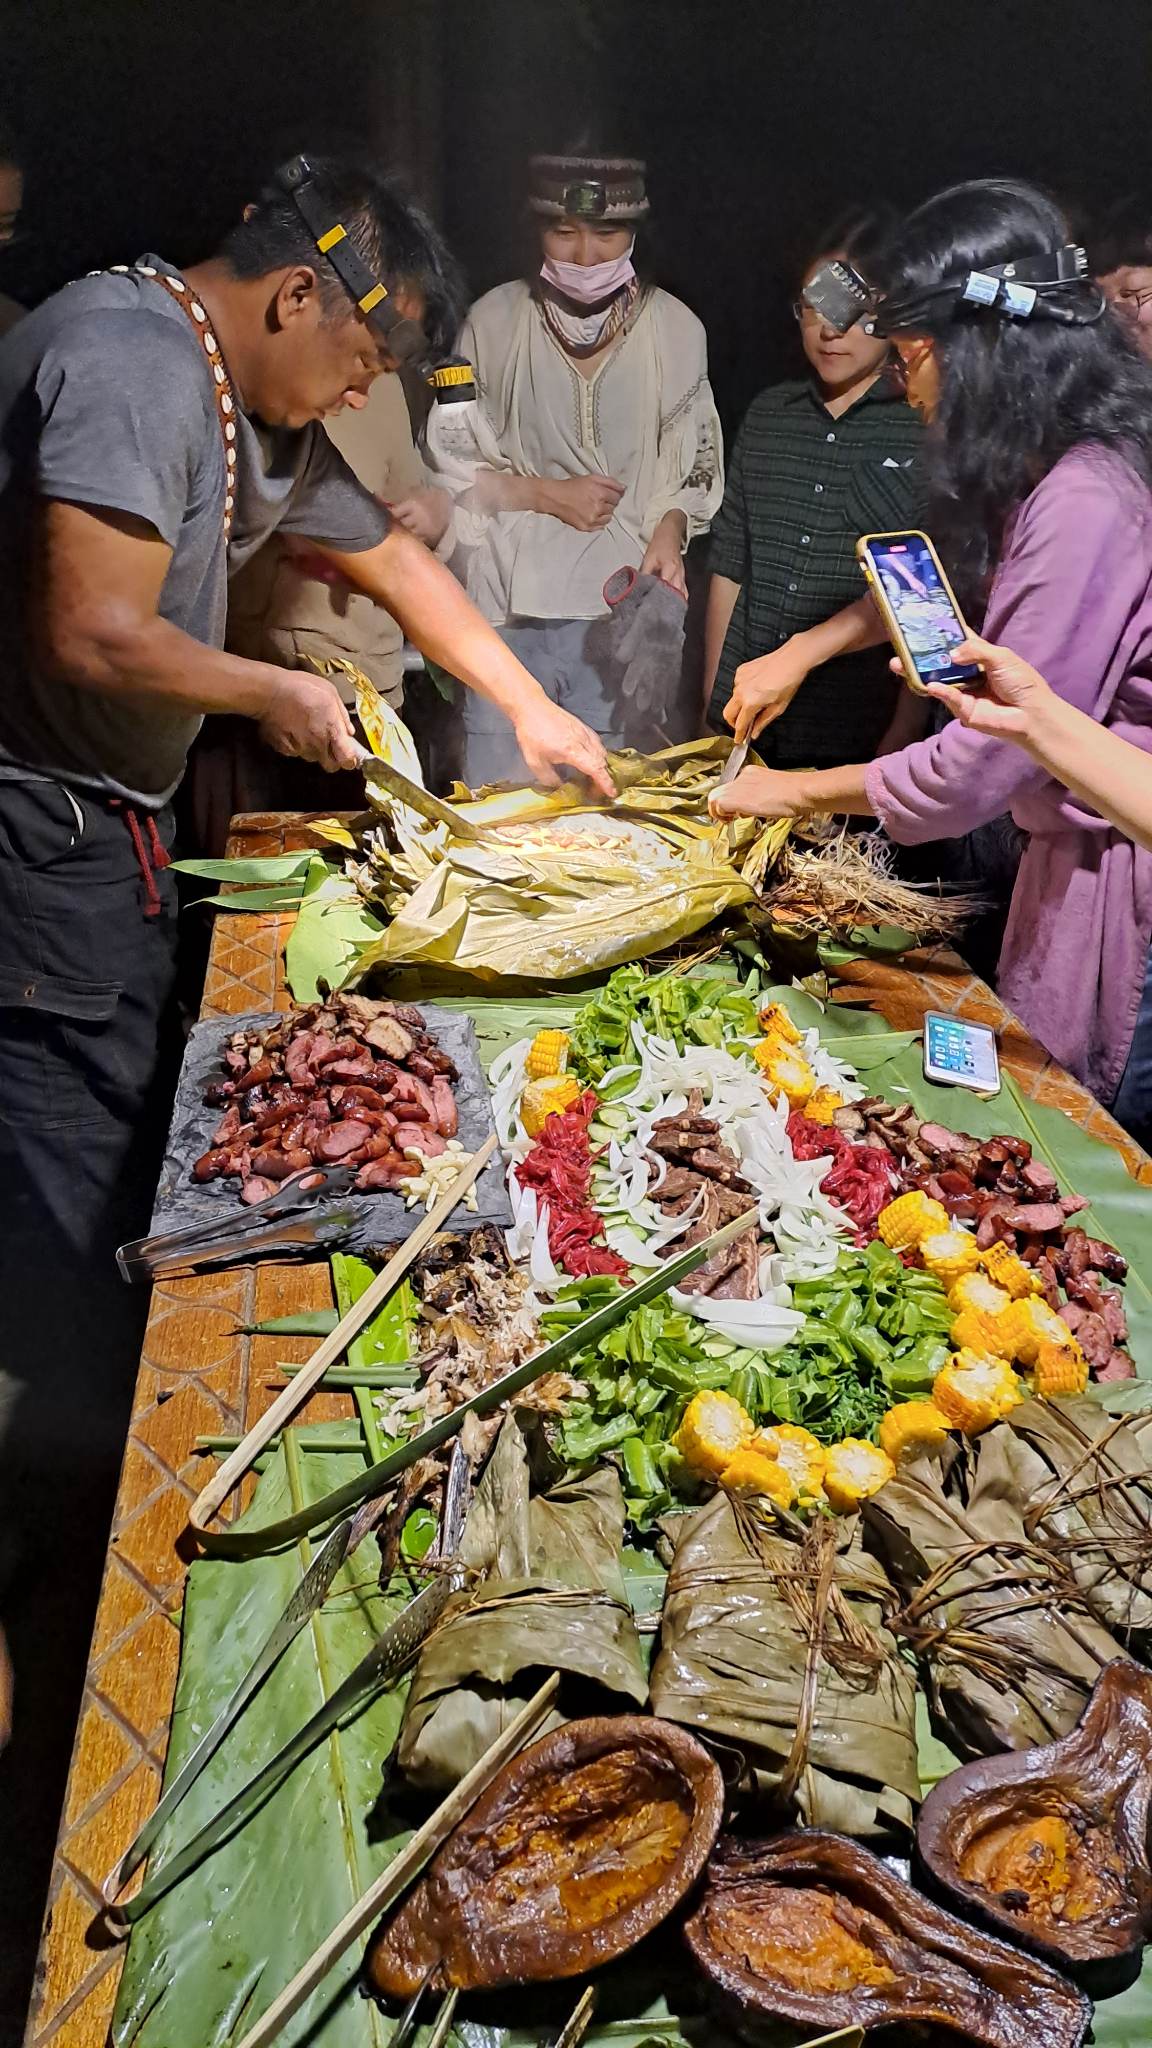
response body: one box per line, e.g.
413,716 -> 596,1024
704,214 -> 925,770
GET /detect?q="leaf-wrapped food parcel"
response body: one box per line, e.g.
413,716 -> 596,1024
1002,1397 -> 1152,1653
396,1414 -> 648,1789
349,735 -> 790,984
648,1493 -> 919,1837
865,1427 -> 1129,1759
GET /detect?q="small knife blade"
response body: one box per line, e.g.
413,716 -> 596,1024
719,737 -> 751,786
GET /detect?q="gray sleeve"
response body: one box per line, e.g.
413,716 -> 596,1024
34,310 -> 210,546
275,425 -> 391,553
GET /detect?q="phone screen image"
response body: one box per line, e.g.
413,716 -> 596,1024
865,535 -> 982,686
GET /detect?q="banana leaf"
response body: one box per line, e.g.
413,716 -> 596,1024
284,853 -> 384,1002
648,1492 -> 920,1838
397,1413 -> 648,1790
1002,1397 -> 1152,1650
112,1424 -> 410,2048
345,722 -> 788,984
864,1428 -> 1127,1761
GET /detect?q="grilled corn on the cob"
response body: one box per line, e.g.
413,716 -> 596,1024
1032,1338 -> 1089,1399
756,1001 -> 801,1045
878,1399 -> 953,1463
920,1230 -> 982,1287
674,1391 -> 754,1479
754,1423 -> 827,1502
755,1044 -> 816,1109
524,1029 -> 570,1080
520,1074 -> 583,1139
877,1191 -> 949,1251
804,1086 -> 845,1125
948,1272 -> 1011,1319
950,1306 -> 1015,1359
824,1439 -> 895,1513
933,1350 -> 1024,1435
997,1296 -> 1076,1367
979,1243 -> 1043,1300
721,1445 -> 796,1507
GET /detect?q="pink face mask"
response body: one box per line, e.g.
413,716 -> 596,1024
540,241 -> 636,305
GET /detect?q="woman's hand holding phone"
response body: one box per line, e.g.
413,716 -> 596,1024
914,631 -> 1052,737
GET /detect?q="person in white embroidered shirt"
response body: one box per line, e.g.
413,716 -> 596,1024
394,148 -> 724,783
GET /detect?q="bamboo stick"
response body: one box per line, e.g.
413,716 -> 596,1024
233,1672 -> 558,2048
188,1135 -> 496,1546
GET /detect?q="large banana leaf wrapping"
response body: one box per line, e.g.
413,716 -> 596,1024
648,1493 -> 919,1837
342,698 -> 788,982
865,1431 -> 1127,1761
396,1414 -> 648,1789
1000,1398 -> 1152,1652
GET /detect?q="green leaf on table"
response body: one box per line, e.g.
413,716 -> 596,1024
284,855 -> 384,1001
171,854 -> 317,883
112,1424 -> 408,2048
186,885 -> 308,914
240,1310 -> 340,1337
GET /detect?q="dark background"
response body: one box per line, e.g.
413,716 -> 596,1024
4,0 -> 1152,433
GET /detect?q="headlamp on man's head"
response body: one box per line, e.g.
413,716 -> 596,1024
273,153 -> 428,368
802,243 -> 1100,336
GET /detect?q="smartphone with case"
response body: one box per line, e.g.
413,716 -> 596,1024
923,1011 -> 1001,1096
856,529 -> 982,694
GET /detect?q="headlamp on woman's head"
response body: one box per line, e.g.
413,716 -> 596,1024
803,243 -> 1102,335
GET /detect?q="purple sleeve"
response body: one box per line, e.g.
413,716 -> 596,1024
864,452 -> 1151,843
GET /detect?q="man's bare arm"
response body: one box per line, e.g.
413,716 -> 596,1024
317,523 -> 615,795
36,501 -> 359,769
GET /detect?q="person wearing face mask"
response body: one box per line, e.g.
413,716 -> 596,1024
703,212 -> 924,772
405,149 -> 724,783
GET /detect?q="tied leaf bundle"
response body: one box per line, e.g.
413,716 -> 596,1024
348,722 -> 789,984
396,1414 -> 647,1790
648,1492 -> 919,1837
1003,1398 -> 1152,1654
865,1428 -> 1127,1760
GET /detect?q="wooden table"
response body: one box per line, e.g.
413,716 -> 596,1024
26,813 -> 1152,2047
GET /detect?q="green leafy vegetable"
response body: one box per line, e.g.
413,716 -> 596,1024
550,1243 -> 953,1525
567,961 -> 762,1086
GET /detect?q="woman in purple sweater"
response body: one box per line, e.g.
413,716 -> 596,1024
714,180 -> 1152,1145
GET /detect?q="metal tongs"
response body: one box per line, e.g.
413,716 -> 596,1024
116,1165 -> 368,1283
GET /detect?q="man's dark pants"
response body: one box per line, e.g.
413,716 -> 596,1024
0,779 -> 179,2037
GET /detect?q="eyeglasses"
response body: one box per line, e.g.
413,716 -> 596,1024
1110,285 -> 1152,320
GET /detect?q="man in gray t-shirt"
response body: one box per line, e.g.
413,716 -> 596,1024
0,159 -> 614,1591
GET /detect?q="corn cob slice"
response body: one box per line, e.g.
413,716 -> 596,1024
755,1044 -> 817,1109
877,1191 -> 949,1251
951,1306 -> 1015,1360
948,1272 -> 1011,1319
804,1086 -> 845,1125
674,1390 -> 754,1480
997,1296 -> 1076,1368
756,1001 -> 802,1045
824,1439 -> 895,1513
879,1400 -> 952,1463
721,1446 -> 796,1508
524,1029 -> 570,1079
754,1423 -> 827,1502
1032,1338 -> 1089,1399
520,1074 -> 583,1139
979,1243 -> 1043,1300
933,1351 -> 1023,1435
920,1230 -> 982,1287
